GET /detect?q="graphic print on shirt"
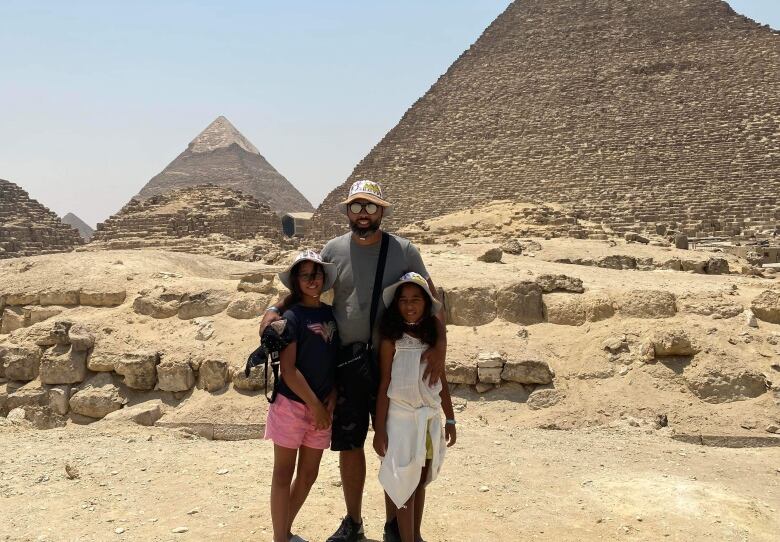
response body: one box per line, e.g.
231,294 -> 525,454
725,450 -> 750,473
306,320 -> 336,343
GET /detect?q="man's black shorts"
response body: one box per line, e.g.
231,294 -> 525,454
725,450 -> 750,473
330,364 -> 378,451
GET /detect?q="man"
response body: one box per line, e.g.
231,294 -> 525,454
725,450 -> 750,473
260,180 -> 446,542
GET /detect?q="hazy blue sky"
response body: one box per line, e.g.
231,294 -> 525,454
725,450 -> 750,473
1,1 -> 777,227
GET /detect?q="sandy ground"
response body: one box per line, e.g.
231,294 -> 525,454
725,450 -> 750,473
1,396 -> 779,542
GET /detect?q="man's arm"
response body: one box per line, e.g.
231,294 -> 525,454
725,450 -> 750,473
422,277 -> 447,385
258,294 -> 293,335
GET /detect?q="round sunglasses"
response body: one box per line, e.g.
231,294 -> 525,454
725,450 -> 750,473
349,202 -> 379,215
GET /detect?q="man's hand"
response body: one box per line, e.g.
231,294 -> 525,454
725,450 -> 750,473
259,309 -> 281,336
324,390 -> 337,417
421,343 -> 445,385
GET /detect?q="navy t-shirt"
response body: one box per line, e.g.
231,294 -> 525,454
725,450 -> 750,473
276,303 -> 339,404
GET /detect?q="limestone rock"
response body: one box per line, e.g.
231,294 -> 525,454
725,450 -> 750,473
47,385 -> 70,415
681,259 -> 707,273
652,330 -> 699,357
445,359 -> 478,385
477,248 -> 503,263
527,388 -> 563,410
617,290 -> 676,319
67,323 -> 95,352
101,400 -> 164,426
198,358 -> 229,392
624,232 -> 649,244
39,345 -> 87,385
157,358 -> 196,392
133,287 -> 186,319
445,287 -> 497,326
113,351 -> 159,390
193,318 -> 215,341
226,295 -> 271,319
231,366 -> 265,391
751,290 -> 780,324
597,255 -> 636,270
496,281 -> 544,325
69,373 -> 124,419
744,310 -> 758,328
501,358 -> 554,384
79,289 -> 127,307
0,345 -> 41,381
536,274 -> 584,294
477,352 -> 504,384
499,239 -> 523,255
684,365 -> 769,403
674,234 -> 689,250
238,276 -> 278,295
178,290 -> 231,320
678,294 -> 743,319
544,295 -> 586,326
39,289 -> 79,306
5,380 -> 47,413
1,307 -> 27,333
27,306 -> 64,325
5,292 -> 39,306
29,319 -> 73,347
705,258 -> 730,275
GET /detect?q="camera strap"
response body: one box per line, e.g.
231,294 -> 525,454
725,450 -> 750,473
367,231 -> 390,353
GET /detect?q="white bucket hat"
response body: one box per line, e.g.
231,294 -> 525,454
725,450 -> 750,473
279,250 -> 336,292
382,272 -> 442,316
339,179 -> 393,217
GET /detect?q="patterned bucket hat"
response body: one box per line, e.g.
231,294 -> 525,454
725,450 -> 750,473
382,272 -> 442,316
339,179 -> 393,217
279,250 -> 337,292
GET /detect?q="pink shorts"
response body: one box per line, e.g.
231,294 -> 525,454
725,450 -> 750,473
264,394 -> 331,450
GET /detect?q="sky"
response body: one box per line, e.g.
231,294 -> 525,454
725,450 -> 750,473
0,1 -> 778,228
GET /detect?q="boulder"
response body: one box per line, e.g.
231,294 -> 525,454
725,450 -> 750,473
79,289 -> 127,307
527,387 -> 563,410
67,323 -> 95,352
39,290 -> 79,306
476,352 -> 504,384
30,319 -> 73,347
47,385 -> 70,415
652,330 -> 699,357
499,239 -> 523,255
198,358 -> 229,392
477,248 -> 503,263
113,351 -> 159,390
445,359 -> 478,385
69,373 -> 124,419
178,290 -> 232,320
519,239 -> 542,253
674,234 -> 689,250
27,306 -> 64,325
657,258 -> 682,271
501,358 -> 554,384
445,287 -> 497,326
226,295 -> 271,319
582,294 -> 615,322
238,276 -> 278,295
617,290 -> 676,319
678,294 -> 743,319
39,345 -> 87,385
544,295 -> 586,326
684,365 -> 769,403
1,307 -> 28,334
101,400 -> 164,426
496,281 -> 544,325
133,287 -> 186,319
157,358 -> 196,392
681,259 -> 707,273
751,290 -> 780,324
5,292 -> 39,306
193,318 -> 215,341
536,274 -> 584,293
597,255 -> 636,270
232,366 -> 265,391
0,345 -> 42,381
624,232 -> 649,244
705,258 -> 730,275
86,350 -> 116,372
5,380 -> 48,413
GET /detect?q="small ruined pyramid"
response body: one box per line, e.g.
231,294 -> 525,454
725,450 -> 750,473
0,179 -> 83,259
136,116 -> 313,216
62,212 -> 94,242
310,0 -> 780,239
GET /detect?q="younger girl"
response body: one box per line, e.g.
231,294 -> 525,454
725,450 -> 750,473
373,272 -> 456,542
265,250 -> 339,542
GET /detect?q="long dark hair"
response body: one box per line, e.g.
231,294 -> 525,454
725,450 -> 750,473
289,261 -> 325,304
379,283 -> 439,347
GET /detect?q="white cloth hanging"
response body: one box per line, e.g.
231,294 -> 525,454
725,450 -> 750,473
378,334 -> 446,508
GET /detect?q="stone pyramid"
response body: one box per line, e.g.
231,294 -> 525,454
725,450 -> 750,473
137,116 -> 313,216
0,179 -> 83,259
62,212 -> 94,242
310,0 -> 780,239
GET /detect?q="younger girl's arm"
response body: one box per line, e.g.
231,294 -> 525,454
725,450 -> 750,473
279,342 -> 331,430
372,338 -> 396,457
439,376 -> 457,447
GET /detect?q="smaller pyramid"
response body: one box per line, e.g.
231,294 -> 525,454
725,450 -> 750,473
62,213 -> 94,242
0,179 -> 83,259
136,116 -> 314,216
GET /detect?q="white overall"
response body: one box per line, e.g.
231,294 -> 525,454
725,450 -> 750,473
378,334 -> 446,508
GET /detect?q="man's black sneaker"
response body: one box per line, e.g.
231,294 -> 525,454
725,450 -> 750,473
326,516 -> 366,542
382,518 -> 401,542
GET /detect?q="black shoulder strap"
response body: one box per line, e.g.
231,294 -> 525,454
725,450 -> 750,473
368,232 -> 390,346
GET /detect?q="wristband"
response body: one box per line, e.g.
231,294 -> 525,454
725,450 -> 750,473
445,419 -> 456,426
266,306 -> 281,315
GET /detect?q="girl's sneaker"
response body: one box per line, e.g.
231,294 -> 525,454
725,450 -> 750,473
326,516 -> 365,542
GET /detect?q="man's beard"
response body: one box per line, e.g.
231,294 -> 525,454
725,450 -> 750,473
350,218 -> 380,238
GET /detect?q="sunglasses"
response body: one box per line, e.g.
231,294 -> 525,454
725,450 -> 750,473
349,202 -> 379,215
298,270 -> 325,283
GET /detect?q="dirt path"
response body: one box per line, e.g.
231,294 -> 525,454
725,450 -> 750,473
2,400 -> 779,542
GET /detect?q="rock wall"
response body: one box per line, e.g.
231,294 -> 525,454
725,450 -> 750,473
0,179 -> 83,259
310,0 -> 780,240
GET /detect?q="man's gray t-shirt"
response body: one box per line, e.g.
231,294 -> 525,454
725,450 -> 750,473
321,232 -> 429,347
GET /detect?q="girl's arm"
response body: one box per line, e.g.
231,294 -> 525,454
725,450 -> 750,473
439,376 -> 457,447
372,338 -> 395,457
279,342 -> 331,429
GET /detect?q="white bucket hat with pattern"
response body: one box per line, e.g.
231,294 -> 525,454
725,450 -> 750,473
279,249 -> 336,292
382,272 -> 442,316
339,179 -> 393,217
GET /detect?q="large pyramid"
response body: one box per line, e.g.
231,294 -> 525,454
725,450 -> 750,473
310,0 -> 780,239
62,212 -> 94,242
0,179 -> 83,259
137,116 -> 313,216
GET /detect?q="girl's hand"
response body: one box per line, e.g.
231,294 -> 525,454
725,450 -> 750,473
313,404 -> 331,430
373,430 -> 388,457
445,424 -> 457,447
